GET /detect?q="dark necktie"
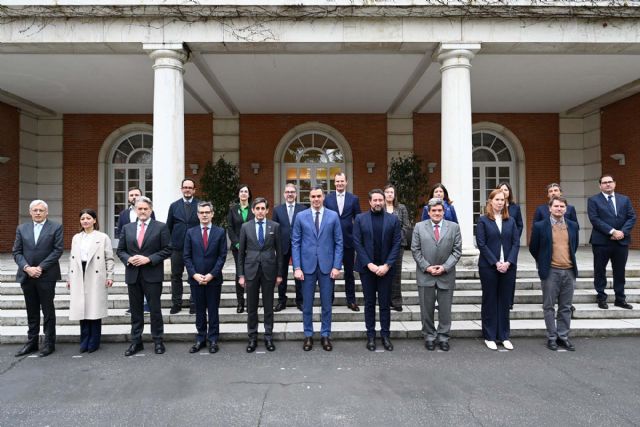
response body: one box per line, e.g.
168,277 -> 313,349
202,226 -> 209,249
185,200 -> 192,218
434,224 -> 440,241
315,211 -> 320,234
607,195 -> 616,216
258,221 -> 265,246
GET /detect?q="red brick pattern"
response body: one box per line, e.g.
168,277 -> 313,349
0,102 -> 20,251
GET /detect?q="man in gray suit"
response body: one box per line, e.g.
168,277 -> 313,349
411,198 -> 462,351
238,197 -> 283,353
12,200 -> 63,357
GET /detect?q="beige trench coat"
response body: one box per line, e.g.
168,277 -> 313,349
68,231 -> 114,321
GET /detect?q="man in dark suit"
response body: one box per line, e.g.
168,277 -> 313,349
530,196 -> 579,351
166,178 -> 200,314
353,189 -> 402,352
183,201 -> 227,354
324,172 -> 361,311
238,198 -> 283,352
272,183 -> 306,312
12,200 -> 63,357
117,197 -> 172,356
532,183 -> 578,226
116,186 -> 155,238
587,174 -> 637,309
292,186 -> 343,352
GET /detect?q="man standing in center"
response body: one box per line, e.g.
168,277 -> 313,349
325,172 -> 361,311
166,178 -> 200,314
292,186 -> 343,351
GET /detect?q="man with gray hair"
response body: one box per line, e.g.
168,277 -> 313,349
13,200 -> 63,357
411,198 -> 462,352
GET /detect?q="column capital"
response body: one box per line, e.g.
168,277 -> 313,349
144,43 -> 189,71
436,42 -> 481,69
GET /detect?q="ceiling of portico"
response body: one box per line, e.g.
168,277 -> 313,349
1,48 -> 640,116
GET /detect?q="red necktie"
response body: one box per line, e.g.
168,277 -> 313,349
203,226 -> 209,249
434,224 -> 440,241
137,221 -> 146,247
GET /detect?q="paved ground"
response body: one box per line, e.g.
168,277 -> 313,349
1,337 -> 639,426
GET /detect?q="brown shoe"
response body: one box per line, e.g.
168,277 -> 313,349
303,337 -> 313,351
347,303 -> 360,312
321,336 -> 333,351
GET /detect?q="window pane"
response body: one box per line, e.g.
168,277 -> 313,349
497,148 -> 512,161
492,139 -> 506,153
499,167 -> 510,179
472,133 -> 481,148
128,169 -> 139,180
112,151 -> 126,164
482,132 -> 496,147
486,178 -> 496,190
473,149 -> 495,162
128,134 -> 143,150
300,150 -> 323,163
118,141 -> 133,157
486,167 -> 496,178
129,150 -> 152,164
114,180 -> 125,192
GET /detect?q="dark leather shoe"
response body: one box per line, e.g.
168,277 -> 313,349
236,302 -> 245,313
274,301 -> 287,312
366,337 -> 376,351
557,338 -> 575,351
189,304 -> 196,315
154,342 -> 166,354
425,341 -> 436,351
597,300 -> 609,309
209,342 -> 219,354
87,346 -> 99,353
246,339 -> 258,353
615,301 -> 633,309
189,341 -> 206,353
303,337 -> 313,351
571,305 -> 576,318
439,341 -> 450,352
169,305 -> 182,314
321,337 -> 333,351
382,337 -> 393,351
547,339 -> 558,351
124,342 -> 143,357
296,303 -> 303,311
38,345 -> 55,357
15,342 -> 38,357
347,303 -> 360,312
79,346 -> 88,354
391,305 -> 403,312
265,338 -> 276,352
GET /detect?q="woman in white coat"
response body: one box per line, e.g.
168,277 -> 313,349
67,209 -> 114,353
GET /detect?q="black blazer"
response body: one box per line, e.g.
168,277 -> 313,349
166,197 -> 200,249
508,203 -> 524,238
116,219 -> 172,284
272,202 -> 307,254
588,192 -> 636,246
227,203 -> 254,250
324,191 -> 361,248
238,219 -> 283,281
13,220 -> 64,284
353,211 -> 402,274
183,224 -> 228,287
116,207 -> 155,238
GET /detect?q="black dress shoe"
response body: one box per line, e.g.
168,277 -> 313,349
547,339 -> 558,351
321,337 -> 333,351
265,339 -> 276,352
366,337 -> 376,351
296,303 -> 303,311
246,339 -> 258,353
169,305 -> 182,314
557,338 -> 575,351
189,304 -> 196,315
274,301 -> 287,312
15,342 -> 39,357
615,301 -> 633,309
391,305 -> 403,312
439,341 -> 450,352
79,347 -> 88,354
209,342 -> 219,353
597,300 -> 609,309
382,337 -> 394,351
38,345 -> 55,357
425,341 -> 436,351
347,303 -> 360,312
189,341 -> 206,353
237,302 -> 245,313
124,342 -> 144,357
154,342 -> 166,354
303,337 -> 313,351
87,346 -> 99,354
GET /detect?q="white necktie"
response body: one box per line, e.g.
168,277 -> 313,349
338,193 -> 344,215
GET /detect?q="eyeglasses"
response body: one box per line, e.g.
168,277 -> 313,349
182,186 -> 195,190
601,181 -> 614,184
197,211 -> 212,215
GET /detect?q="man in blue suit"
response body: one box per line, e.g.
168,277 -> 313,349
353,189 -> 402,352
587,174 -> 637,309
530,196 -> 579,351
183,201 -> 228,354
532,183 -> 578,226
324,172 -> 361,311
292,186 -> 343,352
272,183 -> 307,312
166,178 -> 200,314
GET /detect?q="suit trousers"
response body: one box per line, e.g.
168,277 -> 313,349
360,270 -> 392,338
127,276 -> 164,344
390,248 -> 404,307
246,266 -> 276,339
541,268 -> 575,340
170,249 -> 193,307
231,247 -> 246,304
21,278 -> 56,345
592,243 -> 629,303
302,269 -> 334,337
479,266 -> 516,342
418,284 -> 453,343
191,282 -> 222,343
277,251 -> 302,306
342,247 -> 356,304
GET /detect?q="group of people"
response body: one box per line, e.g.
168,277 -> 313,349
11,172 -> 636,357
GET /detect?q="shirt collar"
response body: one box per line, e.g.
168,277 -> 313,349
138,218 -> 151,226
550,215 -> 565,226
33,220 -> 46,227
337,191 -> 345,197
313,207 -> 324,215
602,192 -> 615,198
200,223 -> 210,230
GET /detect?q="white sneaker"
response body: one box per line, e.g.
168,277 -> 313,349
484,340 -> 497,350
502,340 -> 514,350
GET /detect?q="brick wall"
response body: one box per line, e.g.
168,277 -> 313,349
0,102 -> 20,251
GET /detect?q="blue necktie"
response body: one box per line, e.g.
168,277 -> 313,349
34,223 -> 42,244
258,221 -> 264,246
607,195 -> 616,216
315,211 -> 320,234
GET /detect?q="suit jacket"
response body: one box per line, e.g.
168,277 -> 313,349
476,215 -> 520,269
238,219 -> 283,281
324,191 -> 361,248
117,207 -> 155,238
227,203 -> 255,250
183,224 -> 228,287
166,197 -> 200,249
13,220 -> 64,284
411,219 -> 462,289
353,211 -> 402,274
272,202 -> 307,254
291,208 -> 343,275
588,192 -> 636,246
508,203 -> 524,238
529,218 -> 579,280
116,219 -> 172,284
533,204 -> 578,228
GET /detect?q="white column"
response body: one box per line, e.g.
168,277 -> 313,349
437,43 -> 481,258
145,44 -> 188,222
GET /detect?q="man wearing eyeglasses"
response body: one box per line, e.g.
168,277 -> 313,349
587,174 -> 637,310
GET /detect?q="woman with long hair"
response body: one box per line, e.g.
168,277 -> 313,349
421,183 -> 458,223
227,184 -> 254,313
383,184 -> 411,311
